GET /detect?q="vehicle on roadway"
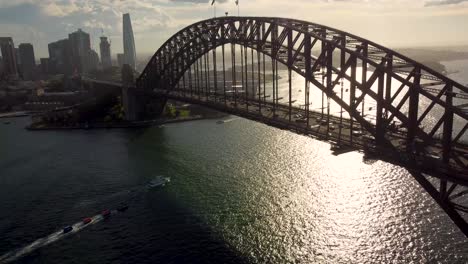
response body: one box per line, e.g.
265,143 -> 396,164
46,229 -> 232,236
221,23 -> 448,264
352,130 -> 363,136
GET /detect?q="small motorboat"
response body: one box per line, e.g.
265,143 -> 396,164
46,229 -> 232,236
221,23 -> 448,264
63,226 -> 73,234
117,205 -> 129,212
102,210 -> 111,218
83,217 -> 92,225
3,121 -> 11,125
216,120 -> 225,124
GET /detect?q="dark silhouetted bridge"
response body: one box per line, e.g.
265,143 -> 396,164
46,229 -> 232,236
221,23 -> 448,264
80,17 -> 468,237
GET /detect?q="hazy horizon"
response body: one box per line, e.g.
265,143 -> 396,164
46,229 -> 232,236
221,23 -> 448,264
1,0 -> 468,58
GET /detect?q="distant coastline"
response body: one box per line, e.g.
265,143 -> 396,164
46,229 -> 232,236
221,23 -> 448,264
395,47 -> 468,74
25,116 -> 207,131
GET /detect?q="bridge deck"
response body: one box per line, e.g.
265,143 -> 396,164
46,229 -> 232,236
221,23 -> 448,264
154,89 -> 468,185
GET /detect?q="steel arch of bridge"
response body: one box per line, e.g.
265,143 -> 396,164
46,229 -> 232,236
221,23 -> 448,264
137,17 -> 468,236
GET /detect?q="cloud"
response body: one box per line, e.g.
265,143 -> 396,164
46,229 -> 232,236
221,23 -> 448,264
425,0 -> 468,6
169,0 -> 229,3
1,0 -> 468,58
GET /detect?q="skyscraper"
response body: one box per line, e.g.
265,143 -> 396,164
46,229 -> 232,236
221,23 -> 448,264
117,53 -> 125,68
0,37 -> 18,78
18,43 -> 36,80
15,48 -> 21,66
123,13 -> 137,70
99,36 -> 112,69
48,39 -> 73,75
86,49 -> 100,72
40,58 -> 50,75
68,28 -> 91,74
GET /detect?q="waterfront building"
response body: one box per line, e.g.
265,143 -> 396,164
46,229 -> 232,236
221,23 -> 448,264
100,36 -> 112,69
123,13 -> 137,70
18,43 -> 36,80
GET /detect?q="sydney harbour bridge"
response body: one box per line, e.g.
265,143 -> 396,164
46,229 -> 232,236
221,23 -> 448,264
84,17 -> 468,237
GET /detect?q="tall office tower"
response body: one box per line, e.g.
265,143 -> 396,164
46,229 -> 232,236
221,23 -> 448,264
40,58 -> 50,75
99,36 -> 112,69
86,49 -> 100,72
117,53 -> 125,68
0,37 -> 18,78
123,13 -> 137,70
48,39 -> 73,75
18,43 -> 36,80
15,48 -> 21,66
68,28 -> 91,74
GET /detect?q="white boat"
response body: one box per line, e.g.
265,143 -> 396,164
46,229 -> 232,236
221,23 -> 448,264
148,177 -> 171,188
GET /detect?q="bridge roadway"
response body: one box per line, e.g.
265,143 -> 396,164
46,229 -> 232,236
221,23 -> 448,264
77,78 -> 468,235
153,88 -> 468,185
80,78 -> 468,183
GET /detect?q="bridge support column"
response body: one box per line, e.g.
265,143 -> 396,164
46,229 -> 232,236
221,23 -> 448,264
349,55 -> 357,145
122,64 -> 167,121
325,40 -> 333,136
305,34 -> 312,128
385,55 -> 393,119
122,86 -> 142,121
407,68 -> 421,152
442,84 -> 454,165
288,27 -> 293,123
441,84 -> 454,200
376,59 -> 386,145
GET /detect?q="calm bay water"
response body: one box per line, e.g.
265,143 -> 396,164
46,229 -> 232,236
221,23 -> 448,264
0,115 -> 467,263
442,59 -> 468,85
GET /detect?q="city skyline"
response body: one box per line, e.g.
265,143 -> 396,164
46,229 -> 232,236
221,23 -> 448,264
1,2 -> 468,261
0,0 -> 468,58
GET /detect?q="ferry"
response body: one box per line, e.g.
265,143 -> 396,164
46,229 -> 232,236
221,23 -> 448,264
148,176 -> 171,188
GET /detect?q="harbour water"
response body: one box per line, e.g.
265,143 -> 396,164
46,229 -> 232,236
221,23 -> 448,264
0,113 -> 467,263
442,59 -> 468,85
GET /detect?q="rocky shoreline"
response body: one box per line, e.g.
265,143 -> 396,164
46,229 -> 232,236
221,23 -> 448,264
25,115 -> 211,131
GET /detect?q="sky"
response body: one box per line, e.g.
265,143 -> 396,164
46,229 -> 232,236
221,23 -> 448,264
0,0 -> 467,59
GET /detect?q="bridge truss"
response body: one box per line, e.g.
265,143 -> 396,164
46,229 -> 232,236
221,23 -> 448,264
137,17 -> 468,236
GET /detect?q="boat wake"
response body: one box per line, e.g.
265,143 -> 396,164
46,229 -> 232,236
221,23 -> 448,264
0,211 -> 117,263
217,117 -> 240,124
0,177 -> 170,263
74,177 -> 170,208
